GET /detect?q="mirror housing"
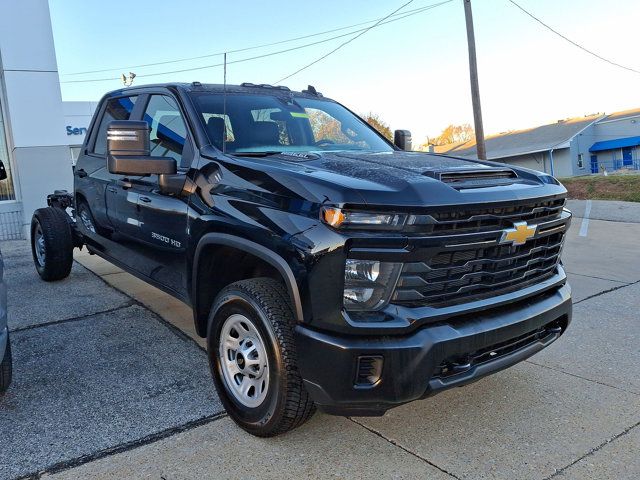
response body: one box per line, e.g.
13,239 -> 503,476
107,120 -> 150,156
0,160 -> 7,181
107,120 -> 177,176
394,130 -> 412,151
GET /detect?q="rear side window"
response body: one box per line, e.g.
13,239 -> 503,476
92,96 -> 137,155
142,95 -> 187,166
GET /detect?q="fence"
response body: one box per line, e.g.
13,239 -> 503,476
0,209 -> 24,240
591,158 -> 640,174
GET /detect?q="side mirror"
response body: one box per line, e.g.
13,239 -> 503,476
394,130 -> 412,151
0,160 -> 7,181
107,121 -> 177,176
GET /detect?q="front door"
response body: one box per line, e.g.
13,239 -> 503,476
622,147 -> 633,166
112,94 -> 192,296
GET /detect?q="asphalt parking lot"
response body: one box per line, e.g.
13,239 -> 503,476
0,199 -> 639,480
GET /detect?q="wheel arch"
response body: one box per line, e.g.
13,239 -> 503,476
192,233 -> 304,337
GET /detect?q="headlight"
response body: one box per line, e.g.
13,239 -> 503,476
343,260 -> 402,311
322,207 -> 406,230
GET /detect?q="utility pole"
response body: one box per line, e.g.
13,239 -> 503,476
463,0 -> 487,160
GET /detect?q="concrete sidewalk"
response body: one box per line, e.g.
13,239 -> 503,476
1,199 -> 639,479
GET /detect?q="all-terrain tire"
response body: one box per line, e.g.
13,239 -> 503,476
0,335 -> 12,394
207,278 -> 315,437
31,207 -> 73,281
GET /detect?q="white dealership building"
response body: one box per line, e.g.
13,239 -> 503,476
0,0 -> 96,239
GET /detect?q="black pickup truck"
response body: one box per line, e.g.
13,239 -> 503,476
31,82 -> 572,437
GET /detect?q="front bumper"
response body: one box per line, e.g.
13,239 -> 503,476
295,282 -> 571,416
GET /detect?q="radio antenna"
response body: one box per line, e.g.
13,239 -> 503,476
223,52 -> 227,154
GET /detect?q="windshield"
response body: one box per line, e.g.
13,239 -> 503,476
191,93 -> 393,155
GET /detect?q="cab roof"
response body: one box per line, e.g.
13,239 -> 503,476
103,82 -> 327,101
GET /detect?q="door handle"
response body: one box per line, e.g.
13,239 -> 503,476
139,196 -> 151,203
107,187 -> 118,194
76,168 -> 87,178
117,179 -> 133,189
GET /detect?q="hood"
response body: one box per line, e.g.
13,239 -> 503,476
204,148 -> 566,208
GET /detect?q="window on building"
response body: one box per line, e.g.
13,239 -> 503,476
577,153 -> 584,168
92,96 -> 138,156
0,98 -> 16,201
142,95 -> 188,167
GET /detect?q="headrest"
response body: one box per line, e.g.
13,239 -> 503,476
251,121 -> 280,146
206,116 -> 226,149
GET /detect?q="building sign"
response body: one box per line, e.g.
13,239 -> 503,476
66,126 -> 88,136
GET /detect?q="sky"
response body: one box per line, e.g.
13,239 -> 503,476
49,0 -> 640,146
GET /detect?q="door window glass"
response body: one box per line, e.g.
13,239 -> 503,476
92,96 -> 137,155
143,95 -> 188,166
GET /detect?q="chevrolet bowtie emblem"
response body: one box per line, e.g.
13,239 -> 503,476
500,221 -> 537,246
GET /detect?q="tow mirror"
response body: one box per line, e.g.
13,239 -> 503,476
106,121 -> 176,176
394,130 -> 412,151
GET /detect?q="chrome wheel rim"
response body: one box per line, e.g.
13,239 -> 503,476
218,314 -> 270,408
79,208 -> 96,233
34,223 -> 46,266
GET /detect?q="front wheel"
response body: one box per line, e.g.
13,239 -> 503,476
31,207 -> 73,281
207,278 -> 315,437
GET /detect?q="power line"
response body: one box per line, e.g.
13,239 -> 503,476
61,2 -> 448,77
508,0 -> 640,75
275,0 -> 420,84
60,1 -> 451,85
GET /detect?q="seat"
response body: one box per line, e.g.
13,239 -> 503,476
206,116 -> 225,150
250,121 -> 280,147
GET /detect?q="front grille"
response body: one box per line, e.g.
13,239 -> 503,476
407,197 -> 565,236
393,230 -> 565,307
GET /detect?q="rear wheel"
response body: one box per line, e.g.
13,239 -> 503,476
207,278 -> 315,437
76,202 -> 97,234
0,335 -> 12,394
31,207 -> 73,281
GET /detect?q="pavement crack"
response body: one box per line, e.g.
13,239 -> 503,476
525,360 -> 639,396
569,216 -> 640,225
10,302 -> 135,333
14,412 -> 228,480
349,417 -> 462,479
573,279 -> 640,305
543,420 -> 640,479
564,270 -> 627,283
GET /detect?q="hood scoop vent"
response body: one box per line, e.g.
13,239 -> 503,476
434,169 -> 518,189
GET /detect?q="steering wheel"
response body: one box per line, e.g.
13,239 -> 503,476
315,139 -> 336,147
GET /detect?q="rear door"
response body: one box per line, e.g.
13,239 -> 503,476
75,95 -> 139,234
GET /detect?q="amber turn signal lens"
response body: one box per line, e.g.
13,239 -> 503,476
323,207 -> 345,227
